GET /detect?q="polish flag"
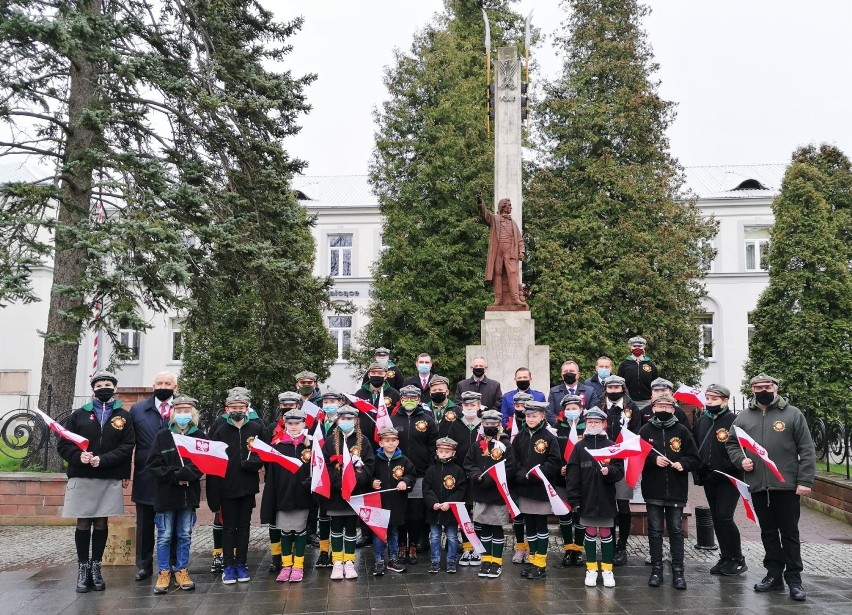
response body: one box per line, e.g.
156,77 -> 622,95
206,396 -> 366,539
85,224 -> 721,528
347,492 -> 390,542
344,394 -> 376,415
373,389 -> 394,442
310,422 -> 330,498
485,460 -> 521,518
616,427 -> 652,488
563,421 -> 579,463
509,416 -> 519,443
32,408 -> 89,451
734,426 -> 785,482
586,433 -> 654,462
302,400 -> 322,429
341,437 -> 357,501
714,470 -> 760,526
172,433 -> 229,477
250,438 -> 303,473
448,502 -> 485,554
527,464 -> 571,515
673,385 -> 706,408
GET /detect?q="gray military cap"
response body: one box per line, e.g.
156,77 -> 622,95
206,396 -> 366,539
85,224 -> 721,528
603,375 -> 626,387
172,395 -> 198,408
460,391 -> 482,403
336,405 -> 358,418
399,385 -> 421,398
513,392 -> 533,404
481,409 -> 502,422
295,370 -> 318,381
429,375 -> 450,388
628,336 -> 647,346
651,377 -> 673,390
436,437 -> 458,449
283,408 -> 306,421
278,391 -> 301,404
750,373 -> 779,386
374,347 -> 391,356
367,362 -> 388,372
560,393 -> 584,407
377,427 -> 399,438
225,390 -> 251,405
705,384 -> 731,398
523,400 -> 548,414
90,370 -> 118,387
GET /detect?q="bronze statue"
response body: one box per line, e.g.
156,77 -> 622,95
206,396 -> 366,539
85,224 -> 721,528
476,192 -> 527,309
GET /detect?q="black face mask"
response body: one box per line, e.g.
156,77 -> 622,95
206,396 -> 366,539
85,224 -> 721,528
153,388 -> 173,402
472,367 -> 486,378
516,380 -> 530,391
514,411 -> 525,422
229,411 -> 246,422
755,391 -> 775,406
563,373 -> 577,385
654,411 -> 674,422
482,426 -> 499,437
705,403 -> 724,414
94,388 -> 115,403
430,392 -> 447,404
606,391 -> 623,402
369,376 -> 385,388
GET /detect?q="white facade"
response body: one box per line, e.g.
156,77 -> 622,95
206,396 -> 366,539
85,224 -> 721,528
0,165 -> 785,413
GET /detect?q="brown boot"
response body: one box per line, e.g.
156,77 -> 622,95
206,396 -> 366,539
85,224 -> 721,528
153,570 -> 171,595
175,568 -> 195,590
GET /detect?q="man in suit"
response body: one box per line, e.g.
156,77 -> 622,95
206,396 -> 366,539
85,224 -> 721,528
499,367 -> 546,427
546,360 -> 599,426
129,371 -> 178,580
402,353 -> 435,403
582,356 -> 614,402
454,356 -> 503,412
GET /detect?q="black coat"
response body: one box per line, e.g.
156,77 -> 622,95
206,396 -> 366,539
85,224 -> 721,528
616,357 -> 658,402
146,425 -> 205,512
402,374 -> 436,403
564,433 -> 624,519
322,429 -> 376,512
638,421 -> 700,505
433,408 -> 479,463
546,383 -> 599,425
259,425 -> 313,524
604,400 -> 641,441
512,423 -> 562,501
205,418 -> 264,511
130,396 -> 171,506
390,405 -> 438,476
423,459 -> 467,526
58,400 -> 135,481
453,375 -> 503,412
463,433 -> 516,506
692,407 -> 741,481
373,450 -> 415,526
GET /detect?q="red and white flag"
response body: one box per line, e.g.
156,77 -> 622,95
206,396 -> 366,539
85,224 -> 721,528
714,470 -> 760,526
32,408 -> 89,451
302,400 -> 322,429
347,492 -> 390,542
172,433 -> 229,477
341,437 -> 358,500
733,426 -> 785,482
615,426 -> 654,488
509,416 -> 519,443
527,464 -> 571,515
673,385 -> 706,408
344,394 -> 376,415
485,459 -> 521,518
250,438 -> 303,473
448,502 -> 486,554
586,433 -> 654,461
563,420 -> 579,462
373,389 -> 394,442
310,422 -> 330,498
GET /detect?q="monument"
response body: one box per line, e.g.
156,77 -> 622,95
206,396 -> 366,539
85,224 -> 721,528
467,15 -> 550,394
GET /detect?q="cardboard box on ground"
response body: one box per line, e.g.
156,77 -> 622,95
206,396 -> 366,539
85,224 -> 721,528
102,517 -> 135,565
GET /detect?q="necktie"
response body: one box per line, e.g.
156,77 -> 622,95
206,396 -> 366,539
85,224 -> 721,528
160,401 -> 169,419
569,388 -> 575,395
422,377 -> 428,389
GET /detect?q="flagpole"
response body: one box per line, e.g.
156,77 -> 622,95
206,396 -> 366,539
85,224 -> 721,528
482,9 -> 491,136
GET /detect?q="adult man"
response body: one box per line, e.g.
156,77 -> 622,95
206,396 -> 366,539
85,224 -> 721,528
295,370 -> 323,407
546,360 -> 599,426
354,362 -> 401,427
476,192 -> 526,307
402,353 -> 435,403
454,356 -> 503,413
129,371 -> 178,581
500,367 -> 546,427
725,374 -> 815,602
583,356 -> 614,402
424,376 -> 455,426
639,378 -> 692,428
362,347 -> 405,391
616,336 -> 658,410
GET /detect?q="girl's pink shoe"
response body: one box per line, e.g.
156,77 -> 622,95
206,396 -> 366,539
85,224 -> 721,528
275,567 -> 292,582
289,568 -> 303,583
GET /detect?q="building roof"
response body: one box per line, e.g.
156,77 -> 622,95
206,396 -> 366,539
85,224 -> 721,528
682,164 -> 786,200
291,174 -> 376,207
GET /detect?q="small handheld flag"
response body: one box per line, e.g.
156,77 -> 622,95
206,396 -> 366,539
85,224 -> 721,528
250,438 -> 303,473
485,459 -> 521,518
310,422 -> 330,498
734,426 -> 785,483
527,464 -> 571,515
31,408 -> 88,451
347,492 -> 390,543
172,433 -> 229,478
713,470 -> 760,526
448,502 -> 486,554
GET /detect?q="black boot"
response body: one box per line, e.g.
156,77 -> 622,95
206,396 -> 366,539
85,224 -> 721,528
671,564 -> 686,590
268,554 -> 282,573
648,564 -> 663,587
76,561 -> 91,593
90,560 -> 106,591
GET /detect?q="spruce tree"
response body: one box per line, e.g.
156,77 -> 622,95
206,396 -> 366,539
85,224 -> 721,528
743,145 -> 852,416
524,0 -> 715,384
362,0 -> 525,382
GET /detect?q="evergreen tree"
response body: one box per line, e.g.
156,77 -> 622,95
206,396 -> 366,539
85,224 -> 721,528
743,145 -> 852,416
524,0 -> 715,384
363,0 -> 525,383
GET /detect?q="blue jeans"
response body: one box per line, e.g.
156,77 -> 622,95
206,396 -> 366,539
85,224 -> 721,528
373,526 -> 399,562
155,508 -> 196,571
430,523 -> 459,564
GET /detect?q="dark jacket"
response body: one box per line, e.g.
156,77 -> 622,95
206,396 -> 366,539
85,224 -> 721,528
207,408 -> 265,435
463,432 -> 516,506
205,417 -> 264,511
603,400 -> 641,441
322,428 -> 376,511
58,400 -> 135,481
616,356 -> 658,402
146,425 -> 205,512
554,419 -> 585,488
545,383 -> 599,425
259,424 -> 313,524
692,407 -> 740,482
512,423 -> 562,501
639,420 -> 700,505
353,383 -> 400,443
582,375 -> 606,401
373,449 -> 415,526
361,362 -> 405,392
403,374 -> 436,403
453,375 -> 503,412
501,388 -> 547,427
130,396 -> 171,505
564,433 -> 624,519
390,405 -> 438,476
639,402 -> 692,429
423,458 -> 467,526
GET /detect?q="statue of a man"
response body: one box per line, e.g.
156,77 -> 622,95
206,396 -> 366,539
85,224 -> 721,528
476,192 -> 526,308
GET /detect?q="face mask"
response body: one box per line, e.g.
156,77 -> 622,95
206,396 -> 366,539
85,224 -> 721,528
654,411 -> 674,422
437,455 -> 454,464
402,400 -> 418,411
94,388 -> 114,402
462,407 -> 478,418
482,426 -> 499,437
323,405 -> 339,415
229,411 -> 246,422
338,420 -> 355,433
705,403 -> 723,414
417,364 -> 431,374
584,427 -> 604,436
631,347 -> 644,357
376,358 -> 389,368
562,373 -> 577,385
564,410 -> 581,422
514,410 -> 525,421
154,388 -> 173,402
755,391 -> 775,406
430,392 -> 447,404
597,368 -> 611,380
174,414 -> 192,427
606,391 -> 623,402
516,380 -> 530,391
472,367 -> 485,378
298,385 -> 314,396
369,376 -> 385,388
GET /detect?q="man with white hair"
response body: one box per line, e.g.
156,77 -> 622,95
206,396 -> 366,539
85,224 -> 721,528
130,371 -> 178,581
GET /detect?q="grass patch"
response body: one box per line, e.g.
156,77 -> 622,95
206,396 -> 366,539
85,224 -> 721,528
821,462 -> 852,478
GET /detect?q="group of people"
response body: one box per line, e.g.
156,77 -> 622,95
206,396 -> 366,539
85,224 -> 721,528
57,337 -> 816,603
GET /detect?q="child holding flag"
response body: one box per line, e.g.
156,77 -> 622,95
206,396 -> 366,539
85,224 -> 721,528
423,437 -> 467,573
638,394 -> 699,590
565,407 -> 624,588
508,392 -> 531,565
315,390 -> 343,568
555,394 -> 587,567
371,427 -> 415,576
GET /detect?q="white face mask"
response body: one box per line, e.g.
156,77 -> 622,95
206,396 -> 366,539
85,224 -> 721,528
462,407 -> 478,418
584,426 -> 604,436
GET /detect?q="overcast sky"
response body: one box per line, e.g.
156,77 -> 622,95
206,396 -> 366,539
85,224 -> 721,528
277,0 -> 852,176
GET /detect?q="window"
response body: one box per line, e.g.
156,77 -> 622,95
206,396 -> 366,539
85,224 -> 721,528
744,226 -> 770,272
118,328 -> 141,362
697,314 -> 714,360
327,315 -> 352,360
328,234 -> 353,277
170,318 -> 184,362
379,233 -> 389,252
747,311 -> 755,347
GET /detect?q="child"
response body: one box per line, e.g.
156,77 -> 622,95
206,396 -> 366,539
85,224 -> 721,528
463,409 -> 517,579
508,392 -> 532,565
322,405 -> 375,579
565,407 -> 624,588
639,394 -> 699,590
260,408 -> 313,583
315,390 -> 343,568
555,394 -> 587,567
147,395 -> 205,594
207,390 -> 264,584
456,390 -> 484,566
371,427 -> 415,576
423,437 -> 467,573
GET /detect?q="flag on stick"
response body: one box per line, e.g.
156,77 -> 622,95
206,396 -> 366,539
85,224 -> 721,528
527,464 -> 571,515
344,394 -> 376,415
172,433 -> 229,477
347,492 -> 390,542
301,400 -> 322,429
615,426 -> 654,488
250,438 -> 303,473
713,470 -> 760,526
485,459 -> 521,518
509,416 -> 519,443
586,433 -> 654,462
563,420 -> 579,463
673,385 -> 706,408
448,502 -> 486,554
373,389 -> 394,442
310,422 -> 330,498
733,426 -> 785,482
341,437 -> 358,501
31,408 -> 88,451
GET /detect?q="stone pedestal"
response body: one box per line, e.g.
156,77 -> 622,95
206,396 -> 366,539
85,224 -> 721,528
467,311 -> 550,395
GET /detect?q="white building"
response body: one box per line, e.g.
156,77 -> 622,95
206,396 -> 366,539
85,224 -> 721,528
0,165 -> 785,413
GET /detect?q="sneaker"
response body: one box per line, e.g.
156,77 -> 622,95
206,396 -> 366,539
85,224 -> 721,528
468,551 -> 482,566
526,565 -> 545,580
428,561 -> 441,574
487,564 -> 502,579
560,552 -> 572,568
710,557 -> 729,575
276,567 -> 292,582
408,545 -> 419,566
211,552 -> 224,573
330,562 -> 344,580
387,558 -> 407,573
602,570 -> 616,588
584,569 -> 599,587
373,560 -> 385,577
268,554 -> 282,573
316,551 -> 331,568
447,561 -> 458,574
512,549 -> 528,564
478,562 -> 492,578
520,562 -> 532,578
236,563 -> 251,583
458,550 -> 472,566
222,566 -> 237,585
343,560 -> 358,579
154,570 -> 171,594
175,568 -> 195,591
289,568 -> 303,583
720,558 -> 748,576
613,547 -> 627,567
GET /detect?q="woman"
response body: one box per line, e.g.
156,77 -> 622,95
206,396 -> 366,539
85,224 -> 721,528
58,370 -> 135,593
